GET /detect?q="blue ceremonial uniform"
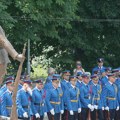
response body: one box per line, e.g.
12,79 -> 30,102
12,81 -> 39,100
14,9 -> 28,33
76,80 -> 83,89
32,87 -> 47,117
92,66 -> 106,75
46,86 -> 62,113
65,85 -> 81,111
100,76 -> 108,87
46,76 -> 53,83
80,83 -> 92,108
1,89 -> 12,117
61,79 -> 71,108
18,84 -> 23,90
115,78 -> 120,106
102,81 -> 119,109
16,88 -> 32,118
102,81 -> 119,120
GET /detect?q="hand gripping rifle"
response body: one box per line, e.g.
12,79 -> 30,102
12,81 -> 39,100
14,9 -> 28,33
10,43 -> 26,120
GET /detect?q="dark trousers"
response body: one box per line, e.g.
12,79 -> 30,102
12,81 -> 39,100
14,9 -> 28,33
68,111 -> 78,120
32,115 -> 43,120
91,109 -> 104,120
81,108 -> 89,120
47,112 -> 60,120
109,109 -> 116,120
61,110 -> 69,120
115,109 -> 120,120
78,112 -> 82,120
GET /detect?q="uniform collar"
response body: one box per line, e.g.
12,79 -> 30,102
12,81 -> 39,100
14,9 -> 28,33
83,82 -> 87,86
36,87 -> 42,91
64,79 -> 69,83
71,84 -> 76,89
109,81 -> 113,85
92,82 -> 97,86
7,89 -> 12,94
78,80 -> 82,83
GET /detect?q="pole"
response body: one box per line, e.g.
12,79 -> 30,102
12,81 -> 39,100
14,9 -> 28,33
27,39 -> 31,76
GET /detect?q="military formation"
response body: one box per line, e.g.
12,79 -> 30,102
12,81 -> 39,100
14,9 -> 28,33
0,58 -> 120,120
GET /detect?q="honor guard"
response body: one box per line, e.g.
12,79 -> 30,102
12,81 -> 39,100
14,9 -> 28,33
113,69 -> 120,120
61,70 -> 71,120
65,76 -> 81,120
1,79 -> 14,117
32,79 -> 47,120
76,72 -> 83,88
89,75 -> 104,120
80,74 -> 94,120
44,74 -> 60,90
102,73 -> 119,120
16,80 -> 32,120
46,76 -> 63,120
100,69 -> 108,87
18,75 -> 25,90
92,58 -> 106,75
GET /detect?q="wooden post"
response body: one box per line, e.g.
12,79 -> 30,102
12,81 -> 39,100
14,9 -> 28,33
10,43 -> 26,120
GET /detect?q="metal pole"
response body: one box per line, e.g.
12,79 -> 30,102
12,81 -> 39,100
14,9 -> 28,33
27,39 -> 31,76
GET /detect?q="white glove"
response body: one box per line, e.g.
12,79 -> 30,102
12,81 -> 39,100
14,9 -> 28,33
27,87 -> 32,96
102,107 -> 104,110
61,110 -> 64,114
78,108 -> 81,113
94,105 -> 98,110
44,112 -> 47,117
91,105 -> 94,111
50,109 -> 55,115
70,110 -> 74,115
88,104 -> 92,109
116,106 -> 119,111
23,112 -> 28,118
105,106 -> 109,111
35,113 -> 40,118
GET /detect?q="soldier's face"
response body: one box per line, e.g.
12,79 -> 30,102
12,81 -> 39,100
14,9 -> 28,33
63,75 -> 70,81
36,83 -> 43,89
83,77 -> 89,84
70,80 -> 76,86
109,76 -> 116,83
78,76 -> 82,81
52,81 -> 59,88
98,62 -> 103,67
7,84 -> 14,92
92,79 -> 98,84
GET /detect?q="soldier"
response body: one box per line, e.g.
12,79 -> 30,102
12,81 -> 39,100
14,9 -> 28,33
18,75 -> 25,90
44,74 -> 60,90
16,80 -> 32,120
1,79 -> 14,117
114,70 -> 120,120
46,76 -> 63,120
89,75 -> 104,120
92,58 -> 106,75
100,69 -> 108,87
0,26 -> 24,84
61,70 -> 71,120
65,76 -> 81,120
76,72 -> 83,120
76,72 -> 83,88
32,79 -> 47,120
80,74 -> 94,120
102,73 -> 119,120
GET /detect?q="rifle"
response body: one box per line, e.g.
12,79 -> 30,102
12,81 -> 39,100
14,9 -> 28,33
10,43 -> 26,120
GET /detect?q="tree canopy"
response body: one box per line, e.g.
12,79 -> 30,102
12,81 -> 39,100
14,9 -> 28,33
0,0 -> 120,74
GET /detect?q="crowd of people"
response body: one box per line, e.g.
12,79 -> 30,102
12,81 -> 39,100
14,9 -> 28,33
0,58 -> 120,120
